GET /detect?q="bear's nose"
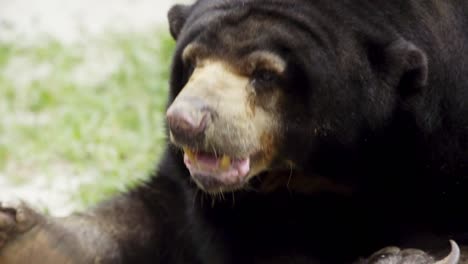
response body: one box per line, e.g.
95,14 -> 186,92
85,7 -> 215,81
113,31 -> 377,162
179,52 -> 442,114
166,98 -> 213,140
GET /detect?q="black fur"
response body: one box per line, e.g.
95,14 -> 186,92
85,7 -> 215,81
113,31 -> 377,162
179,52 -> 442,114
1,1 -> 467,263
130,0 -> 467,262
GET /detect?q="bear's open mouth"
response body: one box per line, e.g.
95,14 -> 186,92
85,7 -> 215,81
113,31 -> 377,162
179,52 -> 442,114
183,147 -> 251,191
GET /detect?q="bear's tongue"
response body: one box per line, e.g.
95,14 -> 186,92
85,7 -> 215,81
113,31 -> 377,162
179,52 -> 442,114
183,148 -> 250,185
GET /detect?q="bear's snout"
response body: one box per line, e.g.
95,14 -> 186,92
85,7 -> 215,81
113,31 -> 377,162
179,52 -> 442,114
166,96 -> 214,143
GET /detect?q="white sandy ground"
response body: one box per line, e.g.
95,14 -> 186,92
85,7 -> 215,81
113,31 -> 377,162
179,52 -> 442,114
0,0 -> 193,216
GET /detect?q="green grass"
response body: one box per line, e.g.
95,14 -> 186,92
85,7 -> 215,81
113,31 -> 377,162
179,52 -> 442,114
0,30 -> 175,208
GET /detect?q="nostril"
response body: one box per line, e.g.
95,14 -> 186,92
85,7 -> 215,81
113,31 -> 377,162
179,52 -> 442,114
167,110 -> 194,132
166,108 -> 210,137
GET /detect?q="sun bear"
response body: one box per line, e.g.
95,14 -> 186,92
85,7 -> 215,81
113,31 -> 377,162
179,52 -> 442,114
0,0 -> 467,263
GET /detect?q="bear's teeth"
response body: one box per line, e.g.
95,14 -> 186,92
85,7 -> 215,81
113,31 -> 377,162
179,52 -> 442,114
183,148 -> 233,171
184,147 -> 196,161
220,155 -> 231,170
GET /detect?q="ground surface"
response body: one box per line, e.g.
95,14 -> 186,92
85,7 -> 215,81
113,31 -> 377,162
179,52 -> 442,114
0,0 -> 189,216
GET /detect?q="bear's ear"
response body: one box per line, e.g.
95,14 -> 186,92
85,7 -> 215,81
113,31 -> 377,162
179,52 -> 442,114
168,4 -> 191,40
370,38 -> 428,96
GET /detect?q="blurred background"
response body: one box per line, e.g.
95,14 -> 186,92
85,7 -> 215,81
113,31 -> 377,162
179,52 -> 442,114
0,0 -> 193,216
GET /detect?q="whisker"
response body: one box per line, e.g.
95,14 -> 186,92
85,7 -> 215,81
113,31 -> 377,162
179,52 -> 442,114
192,189 -> 200,209
211,144 -> 218,159
211,195 -> 217,208
287,163 -> 293,191
231,192 -> 236,207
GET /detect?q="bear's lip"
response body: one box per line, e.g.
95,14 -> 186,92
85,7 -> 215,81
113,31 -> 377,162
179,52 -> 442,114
183,148 -> 251,192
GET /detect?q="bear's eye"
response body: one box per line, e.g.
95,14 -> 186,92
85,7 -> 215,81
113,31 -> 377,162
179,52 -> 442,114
184,59 -> 196,76
251,69 -> 277,85
188,62 -> 195,73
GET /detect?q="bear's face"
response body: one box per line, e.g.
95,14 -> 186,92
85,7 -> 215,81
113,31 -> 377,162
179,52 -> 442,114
166,1 -> 429,194
166,2 -> 361,194
167,43 -> 286,193
165,9 -> 303,193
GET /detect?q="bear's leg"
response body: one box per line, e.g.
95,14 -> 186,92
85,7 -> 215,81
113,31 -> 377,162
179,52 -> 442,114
0,200 -> 122,263
0,175 -> 184,264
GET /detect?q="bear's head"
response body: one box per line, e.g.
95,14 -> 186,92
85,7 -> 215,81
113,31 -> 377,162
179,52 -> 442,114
165,0 -> 428,194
